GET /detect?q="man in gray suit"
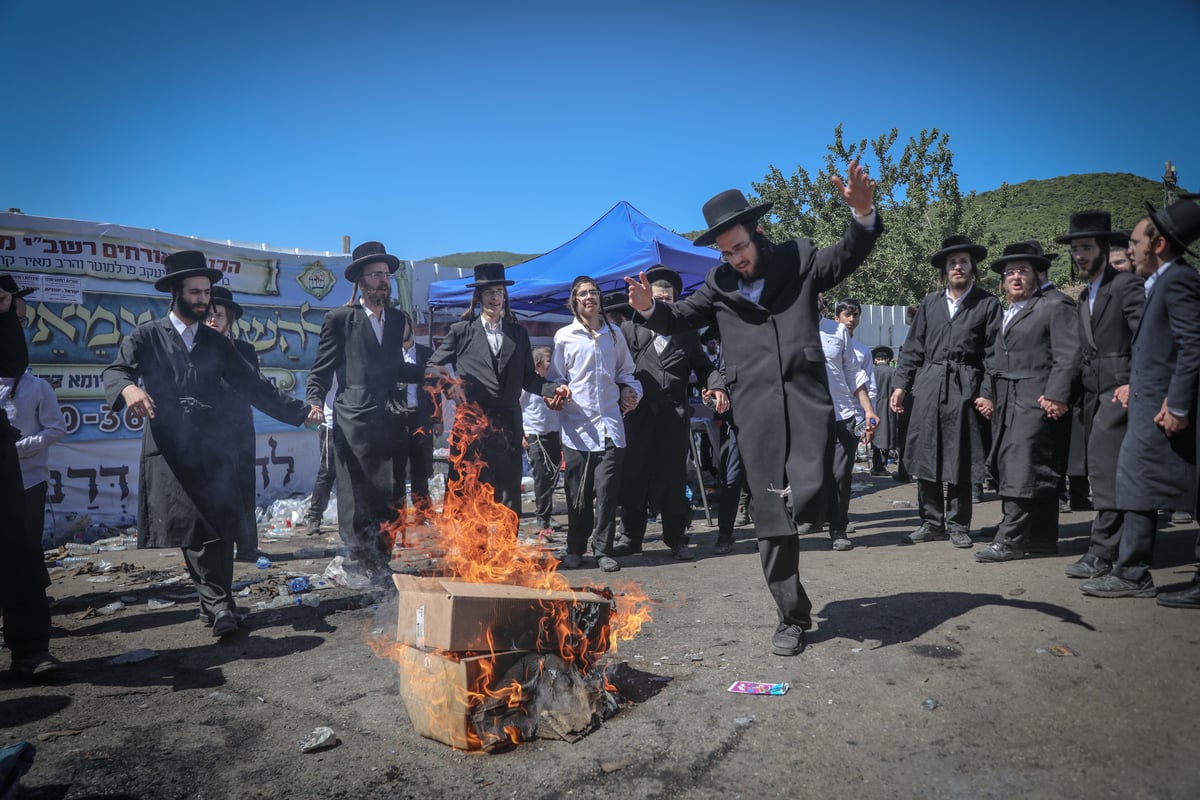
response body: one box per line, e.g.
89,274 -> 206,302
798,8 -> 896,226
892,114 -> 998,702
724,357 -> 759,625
1081,200 -> 1200,602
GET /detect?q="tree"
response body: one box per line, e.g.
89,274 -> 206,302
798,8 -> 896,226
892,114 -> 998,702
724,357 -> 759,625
750,124 -> 1009,306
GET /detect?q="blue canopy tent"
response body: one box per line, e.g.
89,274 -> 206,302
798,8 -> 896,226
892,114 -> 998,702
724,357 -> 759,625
426,201 -> 722,315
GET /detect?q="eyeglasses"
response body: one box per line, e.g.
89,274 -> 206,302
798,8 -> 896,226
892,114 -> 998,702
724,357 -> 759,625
1002,268 -> 1034,277
362,271 -> 391,281
719,239 -> 753,262
1069,245 -> 1098,255
574,289 -> 600,298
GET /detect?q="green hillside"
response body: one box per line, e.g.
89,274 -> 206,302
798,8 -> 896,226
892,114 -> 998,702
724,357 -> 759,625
421,250 -> 538,268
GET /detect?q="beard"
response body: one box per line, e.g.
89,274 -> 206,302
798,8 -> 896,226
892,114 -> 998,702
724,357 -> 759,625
362,284 -> 391,306
176,299 -> 209,324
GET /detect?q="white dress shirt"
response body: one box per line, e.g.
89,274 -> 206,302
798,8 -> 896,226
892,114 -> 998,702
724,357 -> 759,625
521,388 -> 555,436
403,344 -> 419,407
169,312 -> 199,351
360,300 -> 385,344
1143,259 -> 1176,297
0,374 -> 68,489
1002,298 -> 1030,332
819,318 -> 870,423
1087,274 -> 1103,314
548,318 -> 642,452
481,316 -> 504,356
946,282 -> 974,318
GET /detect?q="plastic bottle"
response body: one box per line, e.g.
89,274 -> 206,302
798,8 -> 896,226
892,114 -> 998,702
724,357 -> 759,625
298,593 -> 321,608
65,542 -> 103,554
288,576 -> 311,594
56,555 -> 94,566
97,601 -> 126,615
255,555 -> 271,569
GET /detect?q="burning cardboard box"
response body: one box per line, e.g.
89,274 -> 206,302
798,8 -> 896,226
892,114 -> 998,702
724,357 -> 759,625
392,574 -> 613,653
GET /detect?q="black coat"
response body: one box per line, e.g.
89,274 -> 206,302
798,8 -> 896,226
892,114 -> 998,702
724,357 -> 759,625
104,318 -> 309,548
871,363 -> 902,451
987,296 -> 1080,498
1041,284 -> 1088,475
228,338 -> 261,545
1077,267 -> 1144,509
895,285 -> 1000,484
639,217 -> 883,537
1116,261 -> 1200,511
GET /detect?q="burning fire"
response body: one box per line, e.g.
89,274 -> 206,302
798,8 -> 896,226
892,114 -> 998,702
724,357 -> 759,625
369,377 -> 653,751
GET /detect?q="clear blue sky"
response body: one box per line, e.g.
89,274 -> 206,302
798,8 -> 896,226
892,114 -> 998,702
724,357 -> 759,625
4,0 -> 1197,261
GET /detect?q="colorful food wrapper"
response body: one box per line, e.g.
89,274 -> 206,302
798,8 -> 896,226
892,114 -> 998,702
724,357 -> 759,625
728,680 -> 789,695
1048,645 -> 1077,657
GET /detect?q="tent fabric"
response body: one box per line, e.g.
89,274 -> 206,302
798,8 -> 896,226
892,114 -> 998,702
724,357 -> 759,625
426,202 -> 722,315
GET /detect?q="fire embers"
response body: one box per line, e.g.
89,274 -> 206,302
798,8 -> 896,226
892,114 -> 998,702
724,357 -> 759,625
472,653 -> 621,750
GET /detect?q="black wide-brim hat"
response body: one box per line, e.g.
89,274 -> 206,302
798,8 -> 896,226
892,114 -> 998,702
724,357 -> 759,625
1054,210 -> 1120,244
928,235 -> 987,270
344,241 -> 401,282
644,265 -> 684,299
209,286 -> 244,320
466,262 -> 514,288
0,274 -> 35,299
871,345 -> 895,362
988,241 -> 1052,275
1022,240 -> 1059,265
155,250 -> 224,292
693,189 -> 773,248
1146,199 -> 1200,257
602,289 -> 631,314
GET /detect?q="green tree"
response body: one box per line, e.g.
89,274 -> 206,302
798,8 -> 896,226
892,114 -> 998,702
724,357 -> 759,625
750,124 -> 1009,306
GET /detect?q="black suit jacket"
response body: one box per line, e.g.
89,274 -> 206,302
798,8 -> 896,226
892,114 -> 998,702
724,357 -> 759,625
620,322 -> 723,420
429,316 -> 551,413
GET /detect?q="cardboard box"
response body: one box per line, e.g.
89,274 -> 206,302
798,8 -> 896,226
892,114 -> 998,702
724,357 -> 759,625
395,645 -> 528,750
392,574 -> 613,653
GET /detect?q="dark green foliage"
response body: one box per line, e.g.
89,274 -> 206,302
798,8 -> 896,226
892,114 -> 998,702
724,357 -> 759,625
423,251 -> 538,268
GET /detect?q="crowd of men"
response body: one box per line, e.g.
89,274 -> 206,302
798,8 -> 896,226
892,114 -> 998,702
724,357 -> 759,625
2,170 -> 1199,676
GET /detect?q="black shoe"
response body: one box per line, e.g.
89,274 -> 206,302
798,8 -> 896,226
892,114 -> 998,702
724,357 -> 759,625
736,507 -> 753,526
1071,500 -> 1094,512
974,541 -> 1025,562
212,610 -> 240,638
870,467 -> 890,477
669,544 -> 694,561
1157,579 -> 1200,608
901,523 -> 947,544
829,532 -> 853,551
892,472 -> 912,484
612,543 -> 642,557
1025,544 -> 1059,556
771,623 -> 806,656
1080,574 -> 1156,598
711,534 -> 734,555
11,651 -> 64,679
976,524 -> 1000,539
597,556 -> 621,573
234,549 -> 264,564
1064,553 -> 1112,579
947,529 -> 974,549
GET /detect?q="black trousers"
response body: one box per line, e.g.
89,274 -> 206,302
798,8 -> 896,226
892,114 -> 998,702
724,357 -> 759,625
563,440 -> 622,557
994,495 -> 1059,551
307,425 -> 335,521
1087,509 -> 1124,562
391,415 -> 434,518
828,417 -> 858,532
758,535 -> 813,629
526,432 -> 562,529
1,419 -> 51,662
717,423 -> 747,537
332,425 -> 394,572
917,478 -> 973,534
182,534 -> 236,622
621,414 -> 692,549
1112,509 -> 1158,583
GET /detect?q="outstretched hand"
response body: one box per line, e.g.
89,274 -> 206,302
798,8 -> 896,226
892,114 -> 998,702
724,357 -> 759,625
830,160 -> 876,217
623,273 -> 654,314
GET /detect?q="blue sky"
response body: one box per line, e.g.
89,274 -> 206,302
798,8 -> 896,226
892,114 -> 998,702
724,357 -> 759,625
3,0 -> 1197,261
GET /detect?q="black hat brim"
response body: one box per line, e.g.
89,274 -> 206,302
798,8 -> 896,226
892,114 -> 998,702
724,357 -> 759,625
210,297 -> 245,319
988,253 -> 1051,275
1145,201 -> 1198,257
693,202 -> 773,248
1053,230 -> 1122,244
930,243 -> 987,270
344,253 -> 400,282
465,279 -> 515,288
644,266 -> 684,298
154,267 -> 225,293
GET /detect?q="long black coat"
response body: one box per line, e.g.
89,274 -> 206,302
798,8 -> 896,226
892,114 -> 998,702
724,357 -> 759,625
987,296 -> 1080,498
639,217 -> 883,537
1116,261 -> 1200,511
1041,284 -> 1088,476
1077,267 -> 1144,509
871,362 -> 902,451
104,318 -> 309,548
429,316 -> 551,514
895,286 -> 1000,484
228,338 -> 261,547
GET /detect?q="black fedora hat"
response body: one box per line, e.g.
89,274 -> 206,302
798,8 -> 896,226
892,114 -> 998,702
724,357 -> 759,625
1110,230 -> 1131,249
928,235 -> 987,270
1054,211 -> 1120,244
344,241 -> 400,282
1022,240 -> 1060,272
644,265 -> 683,299
209,286 -> 244,320
693,190 -> 773,248
601,289 -> 631,314
0,274 -> 35,299
1145,199 -> 1200,256
870,344 -> 895,362
465,262 -> 514,288
989,241 -> 1052,275
154,250 -> 224,292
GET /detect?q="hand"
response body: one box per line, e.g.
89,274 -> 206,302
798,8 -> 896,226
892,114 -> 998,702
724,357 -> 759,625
889,387 -> 907,415
974,397 -> 993,421
619,386 -> 639,414
304,404 -> 325,429
1155,398 -> 1190,437
544,383 -> 570,411
522,435 -> 528,449
623,273 -> 654,314
1112,384 -> 1130,408
1038,396 -> 1068,420
703,388 -> 730,414
121,385 -> 156,419
830,160 -> 877,217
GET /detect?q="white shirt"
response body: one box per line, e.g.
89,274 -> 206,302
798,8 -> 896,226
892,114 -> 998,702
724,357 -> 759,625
480,316 -> 504,356
1002,298 -> 1030,332
1143,259 -> 1176,297
847,333 -> 877,423
0,374 -> 67,489
946,282 -> 974,318
403,344 -> 419,407
548,318 -> 642,452
739,278 -> 765,304
819,318 -> 870,423
520,388 -> 555,436
1087,273 -> 1103,314
169,311 -> 199,351
360,300 -> 385,345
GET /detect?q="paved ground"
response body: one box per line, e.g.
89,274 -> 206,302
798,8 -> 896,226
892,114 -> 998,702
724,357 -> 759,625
3,469 -> 1199,799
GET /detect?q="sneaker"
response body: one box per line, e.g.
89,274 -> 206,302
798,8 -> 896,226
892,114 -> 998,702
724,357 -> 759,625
560,552 -> 583,570
974,541 -> 1025,562
1080,574 -> 1156,598
901,523 -> 947,544
597,556 -> 621,573
711,534 -> 734,555
737,508 -> 753,526
947,529 -> 974,549
830,532 -> 853,551
669,544 -> 694,561
1064,553 -> 1112,579
771,622 -> 806,656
